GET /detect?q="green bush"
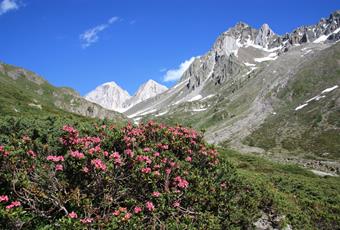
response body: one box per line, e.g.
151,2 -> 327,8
0,117 -> 260,229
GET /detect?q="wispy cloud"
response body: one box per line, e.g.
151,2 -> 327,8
163,57 -> 197,82
0,0 -> 19,15
80,16 -> 120,48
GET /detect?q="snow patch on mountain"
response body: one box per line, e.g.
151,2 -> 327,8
254,53 -> 278,62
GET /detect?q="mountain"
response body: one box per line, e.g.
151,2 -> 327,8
123,79 -> 168,110
85,79 -> 167,112
85,81 -> 131,112
0,62 -> 126,122
123,10 -> 340,164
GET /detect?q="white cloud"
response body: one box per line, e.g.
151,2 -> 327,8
80,16 -> 120,48
0,0 -> 19,15
108,16 -> 119,24
163,57 -> 197,82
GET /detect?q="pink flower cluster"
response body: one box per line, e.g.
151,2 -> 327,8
55,164 -> 63,171
110,152 -> 122,166
68,211 -> 78,219
0,195 -> 21,210
46,155 -> 64,162
145,201 -> 155,211
6,201 -> 21,209
152,191 -> 161,197
174,176 -> 189,189
141,167 -> 151,174
136,155 -> 152,164
91,159 -> 107,171
27,150 -> 37,158
0,195 -> 9,202
134,206 -> 142,214
124,149 -> 134,158
70,150 -> 85,159
61,125 -> 79,145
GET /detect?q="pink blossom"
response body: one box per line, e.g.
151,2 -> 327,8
141,167 -> 151,174
113,210 -> 120,216
27,150 -> 37,158
91,159 -> 107,171
46,155 -> 64,162
161,158 -> 168,164
0,195 -> 9,203
153,152 -> 160,157
136,155 -> 152,164
55,164 -> 63,171
143,147 -> 151,152
70,150 -> 85,159
153,164 -> 161,169
152,191 -> 161,197
103,151 -> 109,157
185,156 -> 192,162
80,218 -> 93,224
134,206 -> 142,214
173,201 -> 180,208
174,176 -> 189,189
82,166 -> 89,173
110,152 -> 120,159
110,152 -> 122,166
68,211 -> 78,219
169,161 -> 176,168
124,149 -> 134,158
145,201 -> 155,211
6,201 -> 21,209
165,168 -> 171,175
122,212 -> 132,221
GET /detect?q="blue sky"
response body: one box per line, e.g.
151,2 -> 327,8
0,0 -> 339,95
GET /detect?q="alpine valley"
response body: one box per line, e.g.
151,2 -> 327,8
1,8 -> 340,230
85,11 -> 340,174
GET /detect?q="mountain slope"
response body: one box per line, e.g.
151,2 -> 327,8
0,62 -> 126,122
123,11 -> 340,161
244,42 -> 340,160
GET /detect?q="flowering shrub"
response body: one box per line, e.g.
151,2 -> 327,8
0,117 -> 260,229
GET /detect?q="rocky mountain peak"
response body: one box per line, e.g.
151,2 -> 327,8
122,80 -> 168,110
85,81 -> 131,112
255,23 -> 276,48
85,79 -> 168,112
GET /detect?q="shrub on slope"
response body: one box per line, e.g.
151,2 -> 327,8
0,117 -> 260,229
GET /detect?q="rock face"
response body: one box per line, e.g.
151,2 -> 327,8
255,24 -> 276,48
85,82 -> 131,112
85,80 -> 167,112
